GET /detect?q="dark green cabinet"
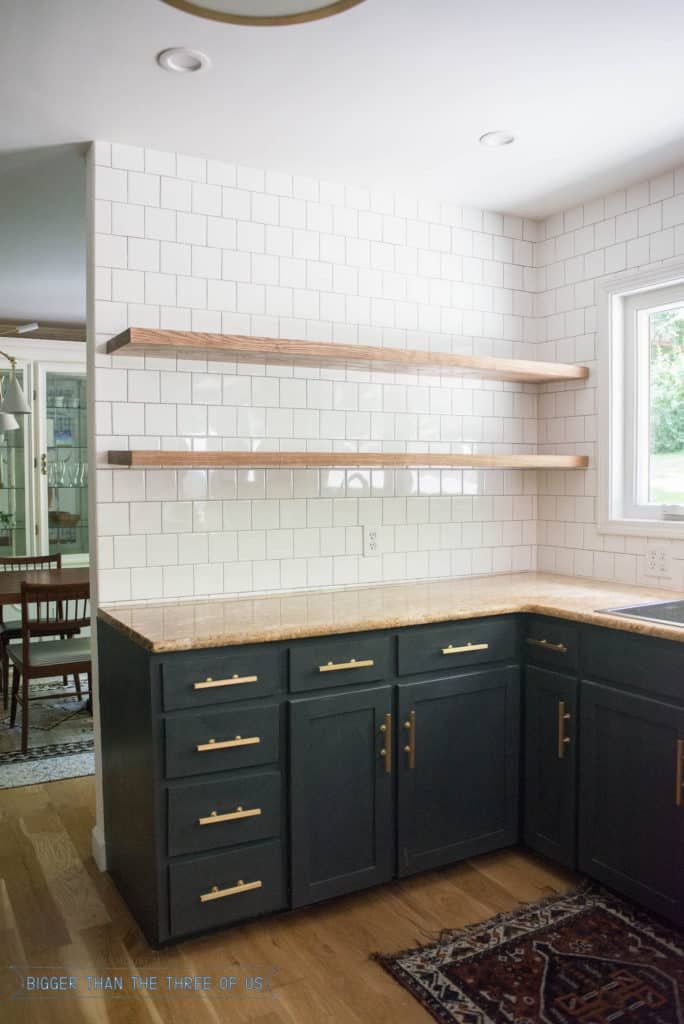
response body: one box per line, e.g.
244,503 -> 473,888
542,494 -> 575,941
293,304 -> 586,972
397,666 -> 520,877
579,681 -> 684,924
289,686 -> 394,908
523,667 -> 577,869
101,608 -> 684,944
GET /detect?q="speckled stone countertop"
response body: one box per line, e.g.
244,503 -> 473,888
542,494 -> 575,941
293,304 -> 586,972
98,572 -> 684,653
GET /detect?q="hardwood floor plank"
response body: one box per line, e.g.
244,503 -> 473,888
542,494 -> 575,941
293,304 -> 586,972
0,796 -> 72,955
18,807 -> 110,933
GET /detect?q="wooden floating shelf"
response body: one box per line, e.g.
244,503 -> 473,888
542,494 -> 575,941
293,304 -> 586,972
108,451 -> 589,470
107,328 -> 589,385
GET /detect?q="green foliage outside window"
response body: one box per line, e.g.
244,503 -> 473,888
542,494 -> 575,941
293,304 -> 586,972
650,310 -> 684,455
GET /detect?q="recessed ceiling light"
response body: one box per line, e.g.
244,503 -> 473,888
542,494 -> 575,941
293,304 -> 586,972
479,130 -> 516,148
157,47 -> 211,72
159,0 -> 366,26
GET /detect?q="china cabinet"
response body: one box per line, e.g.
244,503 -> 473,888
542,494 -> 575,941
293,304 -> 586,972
0,348 -> 87,563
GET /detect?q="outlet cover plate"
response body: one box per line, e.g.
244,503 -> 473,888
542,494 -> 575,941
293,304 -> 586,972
643,544 -> 673,579
363,526 -> 381,557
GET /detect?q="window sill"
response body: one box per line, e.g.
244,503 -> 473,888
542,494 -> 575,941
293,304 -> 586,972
598,516 -> 684,539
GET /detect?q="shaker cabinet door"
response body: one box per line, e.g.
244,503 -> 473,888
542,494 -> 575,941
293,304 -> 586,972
579,681 -> 684,924
289,686 -> 394,908
397,666 -> 520,877
523,666 -> 577,868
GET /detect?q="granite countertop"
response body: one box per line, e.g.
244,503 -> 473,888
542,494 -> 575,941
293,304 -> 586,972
98,572 -> 684,653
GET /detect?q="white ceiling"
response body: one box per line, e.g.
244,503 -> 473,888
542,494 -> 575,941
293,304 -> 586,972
3,0 -> 684,217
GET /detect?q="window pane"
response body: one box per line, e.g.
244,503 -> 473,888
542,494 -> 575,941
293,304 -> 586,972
46,372 -> 88,557
0,370 -> 27,555
649,308 -> 684,504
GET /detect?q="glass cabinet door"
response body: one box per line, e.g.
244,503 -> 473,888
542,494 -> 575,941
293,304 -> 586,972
0,369 -> 29,556
40,369 -> 88,560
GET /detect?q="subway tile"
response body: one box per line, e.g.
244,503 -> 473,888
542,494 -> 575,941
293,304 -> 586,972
161,176 -> 192,211
128,237 -> 159,272
96,148 -> 684,603
207,159 -> 236,186
178,213 -> 207,245
145,148 -> 176,176
145,206 -> 176,241
177,154 -> 206,182
128,171 -> 160,207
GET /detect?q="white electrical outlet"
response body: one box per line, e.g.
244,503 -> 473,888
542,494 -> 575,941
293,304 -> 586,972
363,526 -> 381,557
644,544 -> 673,579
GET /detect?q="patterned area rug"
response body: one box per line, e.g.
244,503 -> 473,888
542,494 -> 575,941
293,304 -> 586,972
0,738 -> 94,788
373,886 -> 684,1023
0,679 -> 94,788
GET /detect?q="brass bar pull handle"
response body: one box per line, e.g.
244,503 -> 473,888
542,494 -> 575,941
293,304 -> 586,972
194,674 -> 258,690
676,739 -> 684,808
319,658 -> 374,673
441,642 -> 489,655
198,806 -> 262,826
403,709 -> 416,770
526,637 -> 568,655
196,735 -> 260,752
200,879 -> 262,903
557,700 -> 571,759
379,712 -> 392,774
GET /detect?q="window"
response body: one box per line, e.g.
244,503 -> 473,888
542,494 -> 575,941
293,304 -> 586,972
600,265 -> 684,536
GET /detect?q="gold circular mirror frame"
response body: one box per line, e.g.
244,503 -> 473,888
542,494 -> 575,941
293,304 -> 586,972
159,0 -> 367,26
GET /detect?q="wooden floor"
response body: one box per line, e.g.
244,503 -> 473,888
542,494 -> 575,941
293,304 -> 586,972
0,777 -> 578,1023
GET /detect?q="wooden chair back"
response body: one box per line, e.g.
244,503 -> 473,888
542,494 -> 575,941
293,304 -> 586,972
19,581 -> 90,675
0,555 -> 62,623
0,554 -> 62,572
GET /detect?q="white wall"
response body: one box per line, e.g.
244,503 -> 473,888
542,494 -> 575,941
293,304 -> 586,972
0,146 -> 86,323
91,139 -> 684,604
91,141 -> 542,606
536,168 -> 684,589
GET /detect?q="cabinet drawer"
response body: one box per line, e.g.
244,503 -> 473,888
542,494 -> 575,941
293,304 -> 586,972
289,633 -> 392,693
169,841 -> 285,938
164,704 -> 279,779
582,626 -> 684,702
524,616 -> 578,672
397,617 -> 517,676
167,771 -> 282,857
161,645 -> 282,711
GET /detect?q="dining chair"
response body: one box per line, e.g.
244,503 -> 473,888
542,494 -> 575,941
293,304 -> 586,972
0,553 -> 62,709
9,580 -> 91,754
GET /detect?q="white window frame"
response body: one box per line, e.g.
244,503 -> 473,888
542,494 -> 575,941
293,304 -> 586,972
599,260 -> 684,538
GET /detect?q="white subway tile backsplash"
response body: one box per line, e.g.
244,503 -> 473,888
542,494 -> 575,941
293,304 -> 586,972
177,154 -> 206,183
145,148 -> 176,177
207,159 -> 236,186
128,171 -> 160,207
192,182 -> 222,217
174,214 -> 205,247
161,176 -> 192,212
98,142 -> 684,605
97,166 -> 128,203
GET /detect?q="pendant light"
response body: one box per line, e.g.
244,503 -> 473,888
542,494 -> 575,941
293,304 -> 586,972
159,0 -> 366,26
0,413 -> 20,433
0,323 -> 37,418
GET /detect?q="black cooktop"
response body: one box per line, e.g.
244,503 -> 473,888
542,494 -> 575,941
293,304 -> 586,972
602,599 -> 684,627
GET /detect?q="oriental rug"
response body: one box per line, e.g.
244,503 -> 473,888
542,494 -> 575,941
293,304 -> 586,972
373,885 -> 684,1023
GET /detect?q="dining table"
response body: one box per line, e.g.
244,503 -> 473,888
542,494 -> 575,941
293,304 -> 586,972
0,566 -> 90,606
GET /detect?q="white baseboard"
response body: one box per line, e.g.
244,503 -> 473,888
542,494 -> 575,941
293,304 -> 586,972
91,824 -> 107,871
